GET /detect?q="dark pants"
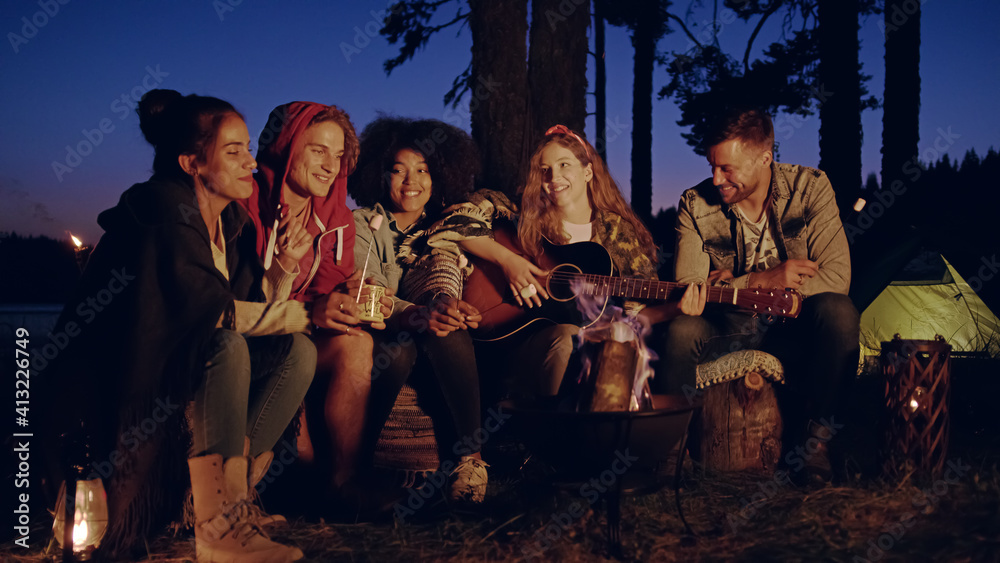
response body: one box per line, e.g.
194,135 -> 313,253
474,323 -> 579,400
654,292 -> 860,435
366,329 -> 481,458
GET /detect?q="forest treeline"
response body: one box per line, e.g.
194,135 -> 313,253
4,149 -> 996,312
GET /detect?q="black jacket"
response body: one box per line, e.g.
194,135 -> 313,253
39,175 -> 265,557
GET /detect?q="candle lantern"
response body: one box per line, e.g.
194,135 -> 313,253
51,424 -> 107,561
881,334 -> 951,480
52,478 -> 108,560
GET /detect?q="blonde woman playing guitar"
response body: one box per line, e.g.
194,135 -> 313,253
448,125 -> 708,398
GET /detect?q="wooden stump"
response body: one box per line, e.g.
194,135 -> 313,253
694,372 -> 783,473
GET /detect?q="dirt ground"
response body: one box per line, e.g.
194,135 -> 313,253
5,363 -> 999,562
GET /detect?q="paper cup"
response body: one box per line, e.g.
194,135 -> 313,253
359,284 -> 386,323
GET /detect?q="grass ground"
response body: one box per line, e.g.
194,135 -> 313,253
5,363 -> 1000,562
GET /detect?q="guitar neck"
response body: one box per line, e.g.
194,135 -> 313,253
569,274 -> 736,304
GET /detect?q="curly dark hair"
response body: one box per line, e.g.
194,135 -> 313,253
348,115 -> 480,218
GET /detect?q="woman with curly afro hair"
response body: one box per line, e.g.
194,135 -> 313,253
348,116 -> 489,503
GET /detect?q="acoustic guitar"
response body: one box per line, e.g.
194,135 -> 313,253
461,223 -> 802,341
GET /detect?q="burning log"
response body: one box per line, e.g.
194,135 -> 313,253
579,338 -> 639,412
577,321 -> 654,412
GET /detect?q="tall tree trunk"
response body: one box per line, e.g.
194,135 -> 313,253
469,0 -> 531,198
630,13 -> 656,223
881,0 -> 921,194
594,1 -> 607,162
529,0 -> 590,148
817,0 -> 862,218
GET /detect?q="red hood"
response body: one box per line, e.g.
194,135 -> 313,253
243,101 -> 352,257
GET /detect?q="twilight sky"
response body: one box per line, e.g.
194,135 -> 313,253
1,0 -> 997,244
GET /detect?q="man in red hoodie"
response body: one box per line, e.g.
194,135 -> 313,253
244,102 -> 390,504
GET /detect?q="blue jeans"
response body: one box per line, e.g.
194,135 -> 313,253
190,330 -> 316,458
654,292 -> 860,429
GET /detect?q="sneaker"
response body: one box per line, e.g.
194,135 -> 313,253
449,457 -> 489,503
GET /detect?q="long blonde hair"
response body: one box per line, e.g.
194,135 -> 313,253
517,127 -> 655,263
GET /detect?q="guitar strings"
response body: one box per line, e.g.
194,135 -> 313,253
541,270 -> 706,299
540,270 -> 792,311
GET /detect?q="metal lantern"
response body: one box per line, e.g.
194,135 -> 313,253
51,423 -> 107,561
881,334 -> 951,479
51,477 -> 108,560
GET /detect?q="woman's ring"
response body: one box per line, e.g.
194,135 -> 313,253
520,284 -> 537,299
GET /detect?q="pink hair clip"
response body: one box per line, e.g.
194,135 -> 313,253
545,124 -> 592,161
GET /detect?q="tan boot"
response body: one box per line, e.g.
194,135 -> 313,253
188,455 -> 303,563
249,450 -> 287,528
244,438 -> 287,529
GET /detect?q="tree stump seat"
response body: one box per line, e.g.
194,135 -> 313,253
692,350 -> 786,473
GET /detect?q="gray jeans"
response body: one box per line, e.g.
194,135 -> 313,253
189,330 -> 316,458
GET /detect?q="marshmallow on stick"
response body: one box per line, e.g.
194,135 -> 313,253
357,213 -> 385,302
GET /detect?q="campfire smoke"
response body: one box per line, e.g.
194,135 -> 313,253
572,278 -> 657,411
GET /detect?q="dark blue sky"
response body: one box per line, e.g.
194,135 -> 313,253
1,0 -> 997,244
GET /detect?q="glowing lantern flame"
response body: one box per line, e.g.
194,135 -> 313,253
73,518 -> 89,548
853,198 -> 867,212
907,386 -> 926,414
52,478 -> 108,559
70,234 -> 83,248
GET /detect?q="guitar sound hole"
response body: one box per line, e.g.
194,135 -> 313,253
547,264 -> 584,302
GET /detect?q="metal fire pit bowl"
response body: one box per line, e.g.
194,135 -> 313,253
502,394 -> 700,556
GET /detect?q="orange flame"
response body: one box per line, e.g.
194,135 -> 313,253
70,234 -> 82,248
572,278 -> 657,411
73,518 -> 88,548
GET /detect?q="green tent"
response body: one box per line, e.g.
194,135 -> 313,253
859,251 -> 1000,358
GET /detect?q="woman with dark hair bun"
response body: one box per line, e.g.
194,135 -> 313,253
41,89 -> 311,562
348,116 -> 489,503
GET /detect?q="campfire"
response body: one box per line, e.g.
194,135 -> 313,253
573,279 -> 656,412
